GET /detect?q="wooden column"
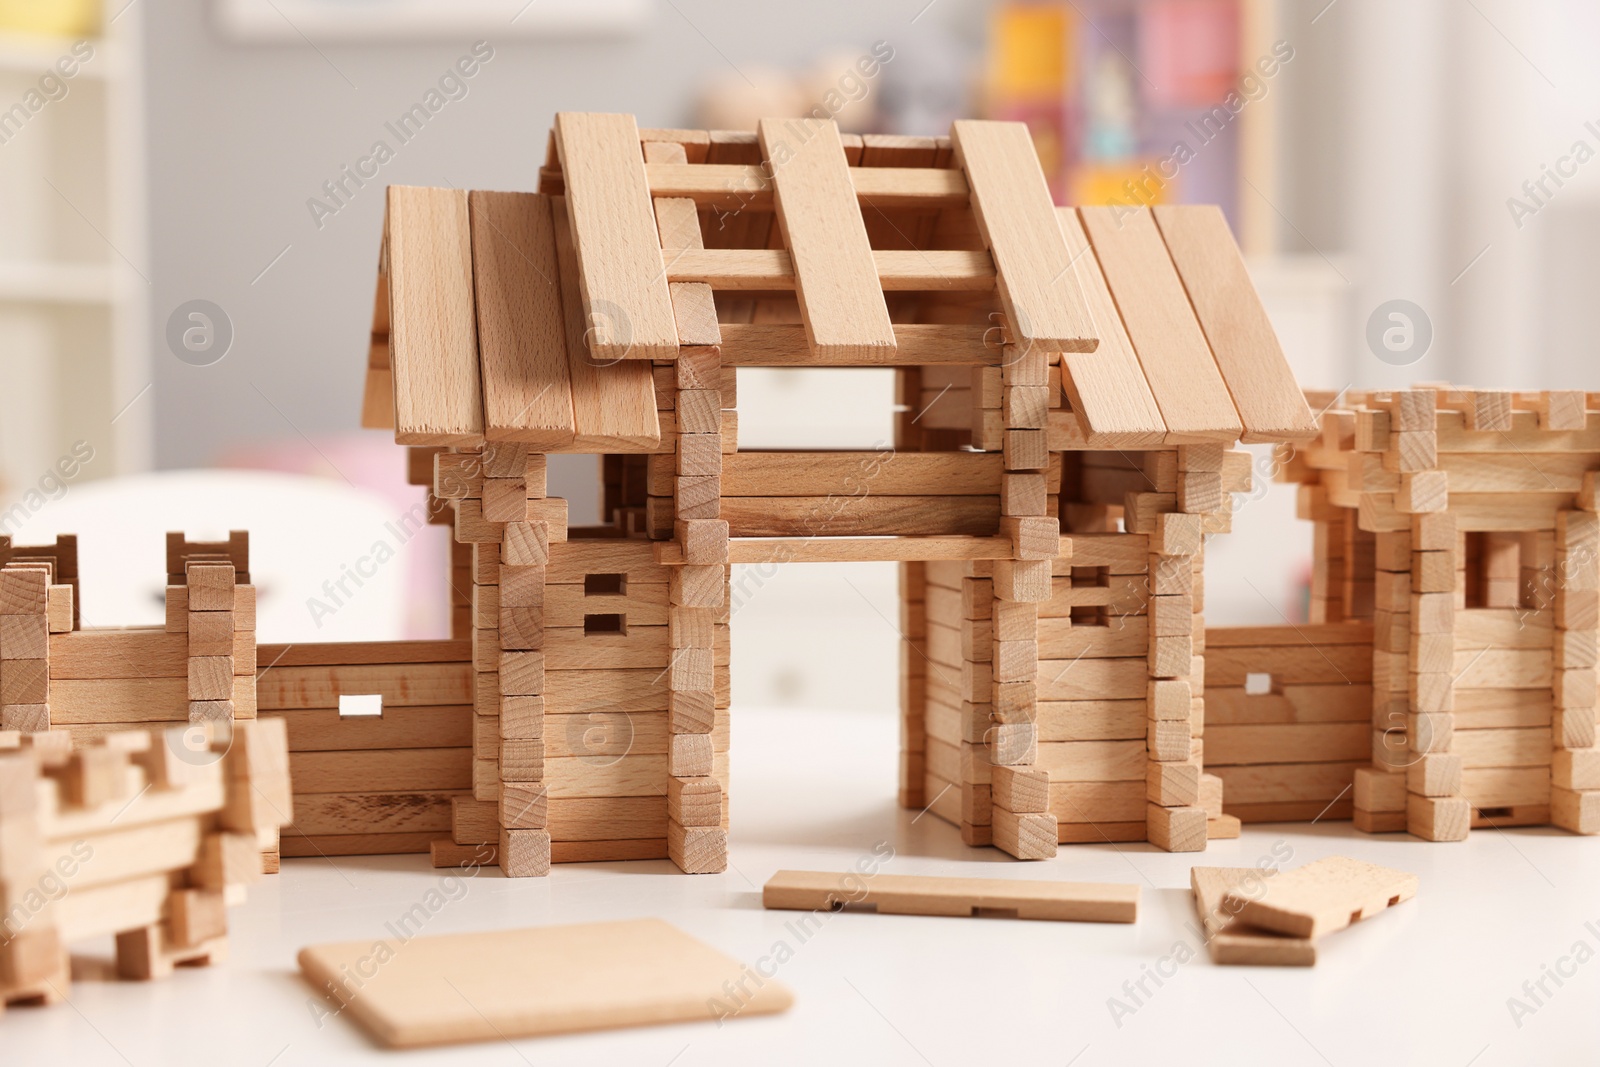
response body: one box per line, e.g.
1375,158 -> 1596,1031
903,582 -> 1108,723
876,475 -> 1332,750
0,564 -> 52,732
1552,499 -> 1600,833
648,139 -> 729,874
989,344 -> 1058,860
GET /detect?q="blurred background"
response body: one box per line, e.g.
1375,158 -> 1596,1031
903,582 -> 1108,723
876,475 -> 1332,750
0,0 -> 1593,712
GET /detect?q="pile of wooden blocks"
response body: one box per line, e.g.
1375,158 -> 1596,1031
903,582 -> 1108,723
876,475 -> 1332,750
0,719 -> 290,1007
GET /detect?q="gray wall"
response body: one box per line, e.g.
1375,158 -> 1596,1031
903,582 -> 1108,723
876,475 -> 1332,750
143,0 -> 972,468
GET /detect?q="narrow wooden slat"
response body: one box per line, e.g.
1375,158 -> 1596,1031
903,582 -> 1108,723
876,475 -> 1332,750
468,191 -> 577,447
549,196 -> 661,450
644,139 -> 721,348
1153,205 -> 1317,443
758,118 -> 896,360
718,323 -> 997,366
384,186 -> 484,444
763,870 -> 1136,922
949,120 -> 1097,354
643,163 -> 969,210
662,248 -> 993,291
553,112 -> 680,361
1079,206 -> 1243,441
1053,207 -> 1165,446
722,451 -> 1025,496
723,496 -> 999,538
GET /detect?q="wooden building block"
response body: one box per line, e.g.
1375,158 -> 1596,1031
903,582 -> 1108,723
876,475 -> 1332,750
499,828 -> 551,877
1191,867 -> 1315,966
992,809 -> 1058,859
991,764 -> 1049,812
668,822 -> 727,874
1146,803 -> 1206,852
1223,855 -> 1417,938
1552,787 -> 1600,833
763,869 -> 1136,922
667,777 -> 721,827
1407,794 -> 1471,841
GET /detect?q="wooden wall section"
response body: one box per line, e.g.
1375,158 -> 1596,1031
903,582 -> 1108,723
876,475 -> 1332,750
257,640 -> 473,858
1204,622 -> 1373,823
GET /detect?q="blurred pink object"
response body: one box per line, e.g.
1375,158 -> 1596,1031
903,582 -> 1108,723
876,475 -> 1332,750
214,431 -> 450,639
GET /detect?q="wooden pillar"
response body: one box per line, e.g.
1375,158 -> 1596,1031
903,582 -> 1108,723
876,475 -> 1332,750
1354,527 -> 1412,831
0,564 -> 52,732
1140,445 -> 1210,853
989,344 -> 1058,860
1552,499 -> 1600,833
648,138 -> 730,875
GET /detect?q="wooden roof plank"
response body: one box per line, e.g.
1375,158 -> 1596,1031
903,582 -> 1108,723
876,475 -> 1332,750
1053,208 -> 1167,447
1078,206 -> 1244,441
383,186 -> 484,445
949,120 -> 1098,354
467,191 -> 578,448
549,196 -> 661,451
758,117 -> 896,361
644,139 -> 721,349
553,112 -> 681,361
1153,205 -> 1317,443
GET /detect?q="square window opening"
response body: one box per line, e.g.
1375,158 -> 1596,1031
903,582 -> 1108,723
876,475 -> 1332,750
584,573 -> 626,596
584,613 -> 626,635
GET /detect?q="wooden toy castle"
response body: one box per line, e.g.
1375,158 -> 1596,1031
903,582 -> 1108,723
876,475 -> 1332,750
4,114 -> 1596,885
356,111 -> 1320,874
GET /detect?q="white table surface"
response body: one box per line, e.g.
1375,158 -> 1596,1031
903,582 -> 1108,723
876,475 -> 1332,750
10,705 -> 1598,1065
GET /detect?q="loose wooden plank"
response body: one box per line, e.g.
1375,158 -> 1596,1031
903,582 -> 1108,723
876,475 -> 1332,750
468,191 -> 578,447
549,196 -> 661,450
758,118 -> 895,360
1053,207 -> 1165,446
385,186 -> 484,445
1153,205 -> 1316,442
950,120 -> 1097,354
1224,855 -> 1418,939
1078,206 -> 1242,440
762,870 -> 1136,922
552,113 -> 680,361
298,919 -> 792,1048
1192,867 -> 1316,966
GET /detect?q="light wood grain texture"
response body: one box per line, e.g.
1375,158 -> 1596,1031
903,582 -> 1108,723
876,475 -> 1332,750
663,248 -> 993,291
298,919 -> 791,1048
717,323 -> 995,365
1078,206 -> 1243,440
950,120 -> 1097,354
762,870 -> 1136,922
1053,207 -> 1166,446
552,113 -> 680,361
1153,205 -> 1316,442
1191,867 -> 1316,966
722,496 -> 999,537
1223,855 -> 1418,938
549,196 -> 661,449
644,162 -> 969,209
385,186 -> 484,445
468,191 -> 577,447
758,118 -> 895,360
722,451 -> 1045,496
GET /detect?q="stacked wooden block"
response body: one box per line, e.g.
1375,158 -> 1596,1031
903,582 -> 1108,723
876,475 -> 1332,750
0,719 -> 289,1008
1205,623 -> 1372,823
257,640 -> 473,859
1553,498 -> 1600,832
445,444 -> 559,877
1137,446 -> 1213,852
0,565 -> 65,733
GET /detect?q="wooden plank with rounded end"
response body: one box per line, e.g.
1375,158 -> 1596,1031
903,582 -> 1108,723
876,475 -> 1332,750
1222,855 -> 1418,939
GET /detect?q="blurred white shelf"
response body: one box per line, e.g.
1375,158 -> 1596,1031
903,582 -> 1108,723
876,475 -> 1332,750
0,33 -> 115,78
0,260 -> 115,302
214,0 -> 650,41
